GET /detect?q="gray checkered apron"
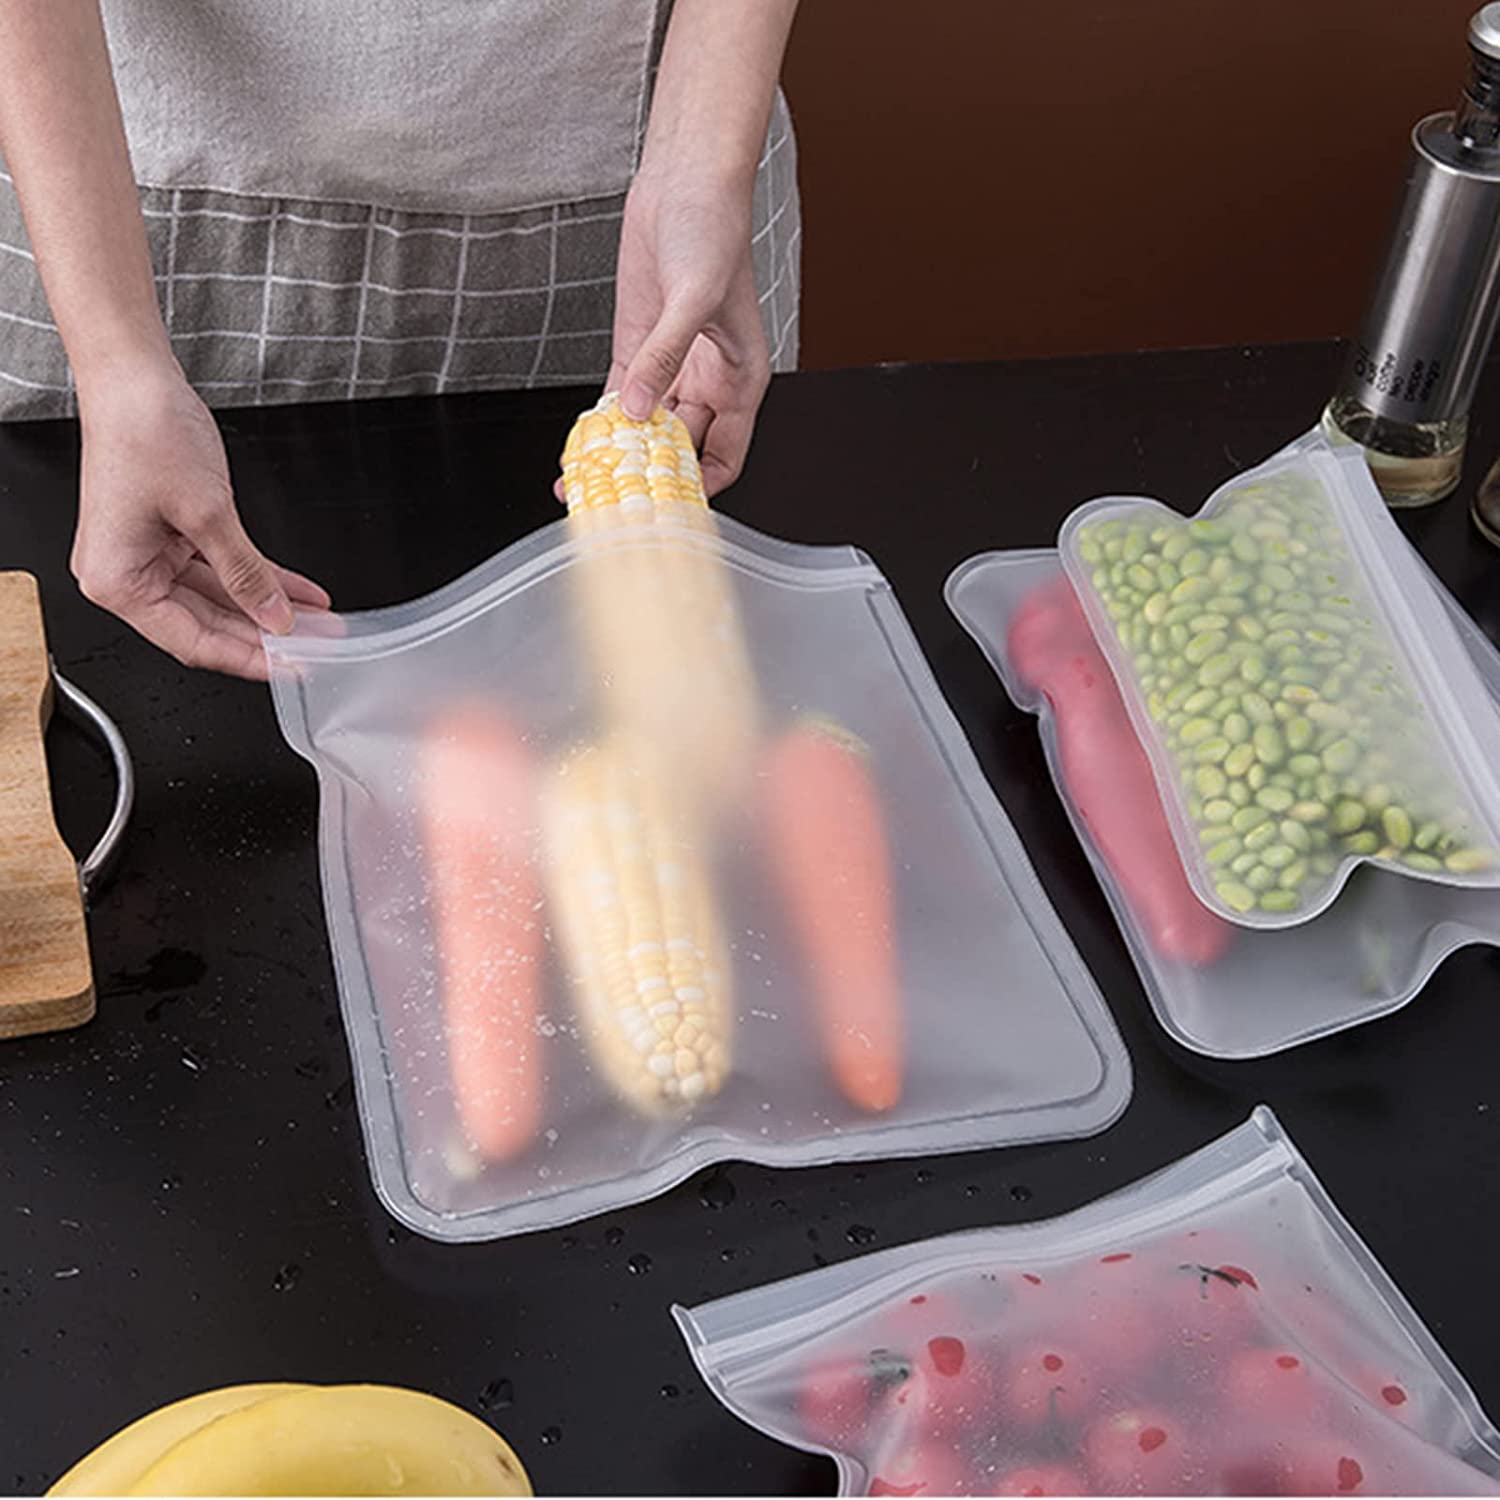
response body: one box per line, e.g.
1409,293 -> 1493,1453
0,5 -> 799,421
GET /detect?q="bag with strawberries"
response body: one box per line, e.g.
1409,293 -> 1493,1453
675,1108 -> 1500,1497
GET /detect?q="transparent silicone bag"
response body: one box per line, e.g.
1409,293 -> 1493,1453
946,546 -> 1500,1058
1057,435 -> 1500,929
266,512 -> 1131,1240
676,1108 -> 1500,1498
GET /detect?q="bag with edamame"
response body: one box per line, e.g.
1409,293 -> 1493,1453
1059,435 -> 1500,928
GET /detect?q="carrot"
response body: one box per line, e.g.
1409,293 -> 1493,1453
1008,577 -> 1232,967
761,717 -> 902,1112
417,703 -> 543,1161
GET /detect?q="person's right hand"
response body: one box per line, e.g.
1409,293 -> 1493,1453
71,366 -> 330,680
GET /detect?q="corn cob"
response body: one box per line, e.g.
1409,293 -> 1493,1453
541,737 -> 731,1115
559,393 -> 759,822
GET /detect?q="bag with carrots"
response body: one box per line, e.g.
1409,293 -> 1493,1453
946,531 -> 1500,1061
676,1107 -> 1500,1498
264,395 -> 1130,1241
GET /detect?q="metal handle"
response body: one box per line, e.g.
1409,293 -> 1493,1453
50,665 -> 134,902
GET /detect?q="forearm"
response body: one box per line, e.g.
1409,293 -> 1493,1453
0,1 -> 173,407
641,0 -> 799,192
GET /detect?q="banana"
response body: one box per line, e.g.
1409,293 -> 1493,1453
47,1383 -> 307,1496
125,1384 -> 532,1496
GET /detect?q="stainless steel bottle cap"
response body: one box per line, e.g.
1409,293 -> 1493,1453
1471,3 -> 1500,60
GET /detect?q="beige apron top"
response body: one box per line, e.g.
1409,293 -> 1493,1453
100,0 -> 661,215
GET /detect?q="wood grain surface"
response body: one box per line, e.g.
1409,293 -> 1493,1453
0,571 -> 92,1037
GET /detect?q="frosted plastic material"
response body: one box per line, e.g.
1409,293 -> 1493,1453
1057,435 -> 1500,929
946,547 -> 1500,1058
676,1108 -> 1500,1498
266,513 -> 1131,1241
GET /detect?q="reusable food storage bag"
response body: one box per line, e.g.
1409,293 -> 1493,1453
266,506 -> 1131,1241
1056,434 -> 1500,928
675,1108 -> 1500,1498
946,436 -> 1500,1058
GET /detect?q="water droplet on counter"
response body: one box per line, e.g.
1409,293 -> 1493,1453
659,1383 -> 679,1399
603,1226 -> 624,1248
539,1426 -> 561,1447
626,1253 -> 653,1276
915,1168 -> 935,1184
1011,1184 -> 1033,1203
963,1184 -> 981,1198
479,1377 -> 513,1410
698,1169 -> 735,1210
385,1227 -> 402,1245
847,1224 -> 876,1246
179,1047 -> 205,1073
719,1247 -> 737,1263
324,1078 -> 354,1110
272,1263 -> 301,1292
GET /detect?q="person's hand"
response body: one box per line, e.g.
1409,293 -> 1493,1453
71,364 -> 330,680
605,161 -> 770,496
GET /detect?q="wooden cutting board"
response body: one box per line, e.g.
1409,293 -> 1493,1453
0,571 -> 93,1037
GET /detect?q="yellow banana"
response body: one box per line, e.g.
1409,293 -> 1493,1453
47,1383 -> 307,1496
125,1384 -> 531,1496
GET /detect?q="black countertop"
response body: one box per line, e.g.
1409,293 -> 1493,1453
3,344 -> 1499,1496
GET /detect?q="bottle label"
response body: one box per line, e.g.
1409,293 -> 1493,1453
1350,342 -> 1445,414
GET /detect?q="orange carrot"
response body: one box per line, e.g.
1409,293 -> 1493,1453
761,717 -> 902,1112
417,703 -> 543,1161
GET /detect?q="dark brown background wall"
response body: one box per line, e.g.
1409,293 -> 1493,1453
781,1 -> 1479,367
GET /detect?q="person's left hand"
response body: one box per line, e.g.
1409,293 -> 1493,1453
597,162 -> 770,498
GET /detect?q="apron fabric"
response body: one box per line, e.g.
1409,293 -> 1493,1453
0,2 -> 799,421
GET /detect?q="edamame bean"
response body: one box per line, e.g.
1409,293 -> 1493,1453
1194,766 -> 1227,799
1241,691 -> 1274,724
1206,835 -> 1242,866
1217,881 -> 1257,913
1331,799 -> 1366,834
1280,819 -> 1311,851
1288,801 -> 1327,824
1244,821 -> 1278,852
1445,847 -> 1496,874
1231,805 -> 1271,834
1224,743 -> 1256,779
1198,652 -> 1237,687
1381,806 -> 1413,850
1252,724 -> 1284,765
1185,630 -> 1226,665
1322,738 -> 1359,774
